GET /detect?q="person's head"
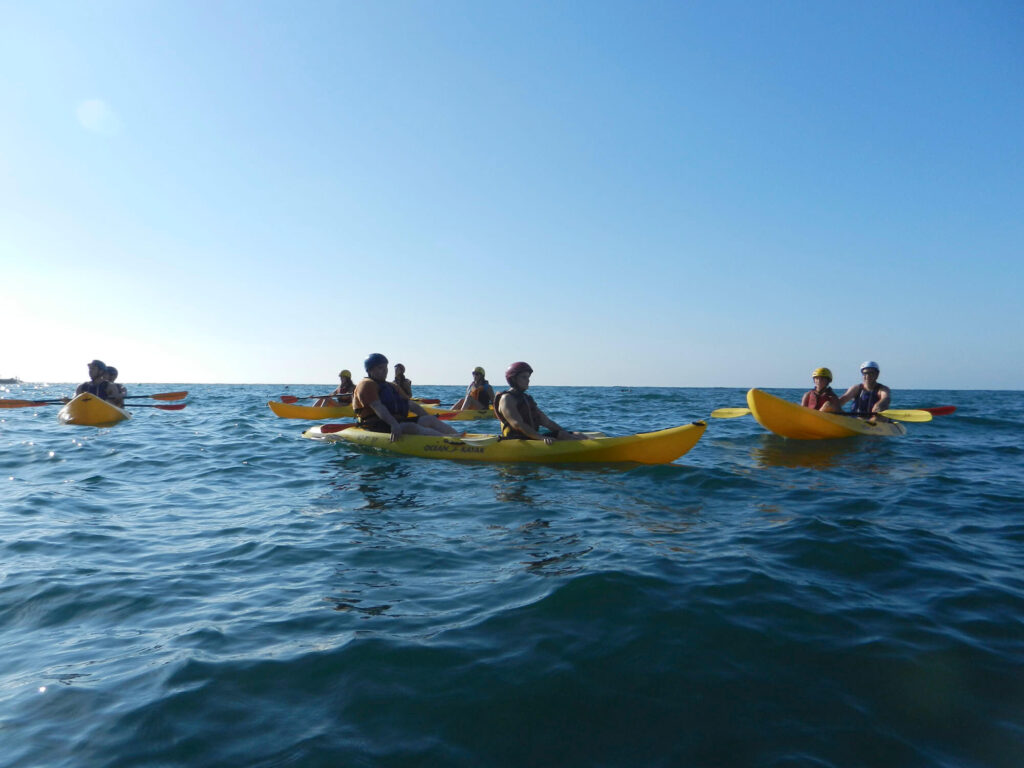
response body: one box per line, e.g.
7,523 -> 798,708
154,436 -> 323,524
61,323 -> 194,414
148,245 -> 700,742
505,361 -> 533,389
860,360 -> 880,380
88,360 -> 106,379
105,366 -> 119,381
472,366 -> 485,380
394,363 -> 406,376
364,353 -> 388,381
812,367 -> 832,388
339,369 -> 352,381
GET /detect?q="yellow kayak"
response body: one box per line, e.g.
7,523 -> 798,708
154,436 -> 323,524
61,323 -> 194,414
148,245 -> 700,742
746,388 -> 906,439
420,404 -> 496,421
301,421 -> 707,464
268,400 -> 356,419
58,393 -> 131,427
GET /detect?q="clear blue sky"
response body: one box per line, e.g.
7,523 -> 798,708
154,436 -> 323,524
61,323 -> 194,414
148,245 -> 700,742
2,1 -> 1021,389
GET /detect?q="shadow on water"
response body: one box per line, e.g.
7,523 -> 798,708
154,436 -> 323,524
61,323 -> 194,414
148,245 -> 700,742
751,435 -> 882,470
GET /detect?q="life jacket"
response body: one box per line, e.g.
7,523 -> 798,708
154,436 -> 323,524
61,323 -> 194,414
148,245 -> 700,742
354,378 -> 408,422
469,382 -> 493,407
493,389 -> 541,439
79,380 -> 112,401
849,384 -> 882,416
806,387 -> 838,411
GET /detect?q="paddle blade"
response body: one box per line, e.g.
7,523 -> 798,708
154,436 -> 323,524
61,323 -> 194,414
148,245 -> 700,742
710,408 -> 751,419
878,409 -> 932,423
280,395 -> 300,403
921,406 -> 956,416
153,403 -> 187,410
148,391 -> 188,401
320,423 -> 356,434
0,399 -> 62,408
413,397 -> 441,405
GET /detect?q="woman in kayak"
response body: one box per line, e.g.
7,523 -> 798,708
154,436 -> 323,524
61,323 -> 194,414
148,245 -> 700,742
801,367 -> 840,412
452,366 -> 495,411
494,362 -> 587,444
315,369 -> 356,407
104,366 -> 128,408
836,361 -> 892,417
354,353 -> 456,442
392,363 -> 413,398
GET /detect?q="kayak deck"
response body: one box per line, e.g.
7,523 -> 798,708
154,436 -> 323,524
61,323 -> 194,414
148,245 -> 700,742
268,400 -> 356,419
301,421 -> 706,464
746,388 -> 906,439
58,393 -> 131,427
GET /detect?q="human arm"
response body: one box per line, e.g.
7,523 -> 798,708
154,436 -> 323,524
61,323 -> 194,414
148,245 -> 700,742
872,385 -> 891,413
835,384 -> 860,406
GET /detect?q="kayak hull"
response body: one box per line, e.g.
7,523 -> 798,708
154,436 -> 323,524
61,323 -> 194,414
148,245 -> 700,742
746,388 -> 906,439
268,400 -> 356,419
301,422 -> 707,464
58,394 -> 131,427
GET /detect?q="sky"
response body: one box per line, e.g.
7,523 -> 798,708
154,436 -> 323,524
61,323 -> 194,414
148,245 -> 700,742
1,1 -> 1022,389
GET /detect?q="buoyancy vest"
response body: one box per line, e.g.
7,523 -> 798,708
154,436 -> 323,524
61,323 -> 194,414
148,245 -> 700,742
469,382 -> 493,407
494,389 -> 541,439
80,380 -> 112,401
849,384 -> 882,416
354,378 -> 408,422
806,387 -> 838,411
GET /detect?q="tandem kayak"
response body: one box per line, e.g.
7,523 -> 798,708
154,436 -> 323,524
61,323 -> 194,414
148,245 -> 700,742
301,421 -> 707,464
57,393 -> 131,427
268,400 -> 356,419
746,388 -> 906,439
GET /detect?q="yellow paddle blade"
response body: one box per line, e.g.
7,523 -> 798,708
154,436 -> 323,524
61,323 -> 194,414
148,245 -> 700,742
878,409 -> 933,422
710,408 -> 751,419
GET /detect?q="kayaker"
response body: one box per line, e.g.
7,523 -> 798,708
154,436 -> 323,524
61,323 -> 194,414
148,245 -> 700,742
800,367 -> 840,412
392,363 -> 413,398
837,361 -> 892,417
451,366 -> 495,411
71,360 -> 119,403
354,353 -> 456,442
494,362 -> 587,444
315,369 -> 355,407
104,366 -> 127,408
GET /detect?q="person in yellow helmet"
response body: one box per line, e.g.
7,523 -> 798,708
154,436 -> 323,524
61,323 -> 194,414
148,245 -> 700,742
314,369 -> 356,407
451,366 -> 495,411
801,367 -> 841,412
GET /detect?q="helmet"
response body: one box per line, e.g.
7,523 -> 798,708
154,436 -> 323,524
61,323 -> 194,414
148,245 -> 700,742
505,361 -> 533,383
88,359 -> 107,370
106,366 -> 119,378
364,353 -> 388,372
473,366 -> 485,375
812,367 -> 832,381
339,370 -> 351,379
860,360 -> 880,373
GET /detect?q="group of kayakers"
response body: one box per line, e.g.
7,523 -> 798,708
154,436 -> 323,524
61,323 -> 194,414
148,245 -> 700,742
70,360 -> 127,408
802,361 -> 891,418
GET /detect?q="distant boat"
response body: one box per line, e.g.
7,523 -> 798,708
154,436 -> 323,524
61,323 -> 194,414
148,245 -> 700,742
0,376 -> 21,384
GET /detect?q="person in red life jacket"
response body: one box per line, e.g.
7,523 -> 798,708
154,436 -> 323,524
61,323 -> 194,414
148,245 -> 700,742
836,361 -> 892,418
69,360 -> 119,403
494,362 -> 588,444
452,366 -> 495,411
353,353 -> 456,442
104,365 -> 128,408
315,369 -> 355,407
392,363 -> 413,398
800,367 -> 840,412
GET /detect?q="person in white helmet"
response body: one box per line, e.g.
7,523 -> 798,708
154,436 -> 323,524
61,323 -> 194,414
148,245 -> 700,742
837,361 -> 891,417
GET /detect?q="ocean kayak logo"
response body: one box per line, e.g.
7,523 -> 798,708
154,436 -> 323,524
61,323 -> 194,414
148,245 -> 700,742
424,442 -> 486,454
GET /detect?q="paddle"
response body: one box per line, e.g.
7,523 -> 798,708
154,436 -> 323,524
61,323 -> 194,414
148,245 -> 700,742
710,407 -> 933,423
124,391 -> 188,401
320,423 -> 356,434
130,403 -> 187,410
0,399 -> 68,408
921,406 -> 956,415
280,394 -> 352,404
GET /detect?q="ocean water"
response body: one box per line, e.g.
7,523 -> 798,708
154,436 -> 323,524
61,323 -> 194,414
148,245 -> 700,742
1,383 -> 1022,768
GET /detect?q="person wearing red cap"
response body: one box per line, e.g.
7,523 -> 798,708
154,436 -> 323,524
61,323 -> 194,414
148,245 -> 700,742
493,362 -> 586,444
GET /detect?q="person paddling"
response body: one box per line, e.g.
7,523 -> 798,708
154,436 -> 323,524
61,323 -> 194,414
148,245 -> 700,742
494,362 -> 587,444
801,367 -> 840,412
392,363 -> 414,399
353,353 -> 456,442
104,366 -> 127,408
452,366 -> 495,411
837,361 -> 892,418
315,369 -> 355,407
71,360 -> 119,403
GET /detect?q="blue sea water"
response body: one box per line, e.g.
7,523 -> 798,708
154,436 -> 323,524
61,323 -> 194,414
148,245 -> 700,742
1,383 -> 1022,768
